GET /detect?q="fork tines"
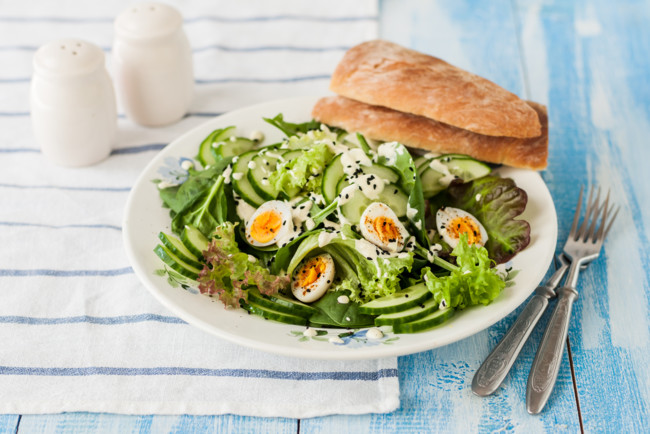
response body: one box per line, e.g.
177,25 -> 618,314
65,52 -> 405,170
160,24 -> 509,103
572,186 -> 620,243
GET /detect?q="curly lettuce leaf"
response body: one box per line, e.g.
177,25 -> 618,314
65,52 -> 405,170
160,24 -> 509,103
269,142 -> 334,196
423,234 -> 505,309
433,175 -> 530,264
197,222 -> 289,308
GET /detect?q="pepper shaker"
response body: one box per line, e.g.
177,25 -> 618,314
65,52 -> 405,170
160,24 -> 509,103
30,39 -> 116,167
113,3 -> 194,127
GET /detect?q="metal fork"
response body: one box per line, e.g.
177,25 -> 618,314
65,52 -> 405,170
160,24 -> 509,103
526,186 -> 619,414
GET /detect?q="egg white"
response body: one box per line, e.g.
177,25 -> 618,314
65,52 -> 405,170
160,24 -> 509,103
291,253 -> 335,303
245,200 -> 292,247
359,202 -> 409,253
436,206 -> 488,248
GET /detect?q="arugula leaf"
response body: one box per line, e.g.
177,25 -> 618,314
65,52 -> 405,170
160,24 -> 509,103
423,233 -> 505,309
263,113 -> 322,137
376,141 -> 428,245
432,176 -> 530,264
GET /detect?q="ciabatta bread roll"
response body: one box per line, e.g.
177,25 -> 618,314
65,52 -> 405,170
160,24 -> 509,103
312,96 -> 548,170
330,40 -> 542,139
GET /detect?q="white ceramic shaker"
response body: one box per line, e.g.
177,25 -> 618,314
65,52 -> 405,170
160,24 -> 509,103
31,39 -> 116,167
113,3 -> 194,127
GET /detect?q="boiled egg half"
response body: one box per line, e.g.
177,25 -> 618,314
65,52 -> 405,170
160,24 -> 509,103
360,202 -> 409,253
291,253 -> 335,303
245,200 -> 292,247
436,206 -> 488,248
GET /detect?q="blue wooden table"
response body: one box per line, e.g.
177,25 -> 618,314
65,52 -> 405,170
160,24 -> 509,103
2,0 -> 649,432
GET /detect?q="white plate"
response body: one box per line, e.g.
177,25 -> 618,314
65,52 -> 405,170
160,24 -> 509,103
123,96 -> 557,360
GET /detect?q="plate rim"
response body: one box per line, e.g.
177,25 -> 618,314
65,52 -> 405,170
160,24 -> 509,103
122,95 -> 557,360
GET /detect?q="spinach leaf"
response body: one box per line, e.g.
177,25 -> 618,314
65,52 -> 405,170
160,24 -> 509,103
172,176 -> 225,236
309,291 -> 375,328
159,157 -> 232,214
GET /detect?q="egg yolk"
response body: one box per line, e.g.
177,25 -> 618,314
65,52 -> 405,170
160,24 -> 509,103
296,256 -> 328,289
249,210 -> 283,243
447,216 -> 483,245
367,215 -> 402,244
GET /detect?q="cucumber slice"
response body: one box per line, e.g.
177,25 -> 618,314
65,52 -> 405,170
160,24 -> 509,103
232,150 -> 265,207
181,225 -> 209,258
420,156 -> 491,198
214,137 -> 256,159
374,296 -> 440,325
153,244 -> 201,280
240,300 -> 308,326
280,149 -> 304,160
392,308 -> 455,333
322,154 -> 344,204
197,126 -> 235,167
247,287 -> 317,318
158,232 -> 203,269
338,182 -> 408,224
362,164 -> 400,184
358,283 -> 431,315
248,153 -> 279,200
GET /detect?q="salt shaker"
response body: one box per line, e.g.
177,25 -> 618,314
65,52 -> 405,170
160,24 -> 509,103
30,39 -> 116,167
113,3 -> 194,127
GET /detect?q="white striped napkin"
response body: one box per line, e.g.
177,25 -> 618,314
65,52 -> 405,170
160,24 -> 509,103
0,0 -> 400,417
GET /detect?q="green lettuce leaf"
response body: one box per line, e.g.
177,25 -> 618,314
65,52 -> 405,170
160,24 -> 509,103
432,175 -> 530,264
269,142 -> 334,196
197,222 -> 290,308
423,233 -> 505,309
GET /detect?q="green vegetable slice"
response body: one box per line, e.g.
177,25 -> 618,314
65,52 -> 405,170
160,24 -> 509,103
392,308 -> 455,333
358,283 -> 431,315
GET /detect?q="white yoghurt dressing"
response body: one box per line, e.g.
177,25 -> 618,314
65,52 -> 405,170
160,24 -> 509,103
318,230 -> 338,248
366,328 -> 384,339
303,327 -> 317,337
181,160 -> 193,171
235,194 -> 257,223
341,148 -> 372,176
337,295 -> 350,304
377,141 -> 402,164
249,130 -> 264,142
222,164 -> 233,184
157,180 -> 176,189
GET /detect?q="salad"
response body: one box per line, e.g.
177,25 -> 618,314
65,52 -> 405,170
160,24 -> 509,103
153,115 -> 530,334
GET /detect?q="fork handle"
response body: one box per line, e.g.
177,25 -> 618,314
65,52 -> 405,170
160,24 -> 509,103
526,286 -> 579,414
472,292 -> 553,396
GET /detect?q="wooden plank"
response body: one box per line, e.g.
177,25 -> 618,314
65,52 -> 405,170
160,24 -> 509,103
513,0 -> 650,430
18,414 -> 297,433
304,0 -> 581,428
0,415 -> 19,434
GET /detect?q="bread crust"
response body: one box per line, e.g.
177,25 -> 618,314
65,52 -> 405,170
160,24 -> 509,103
312,96 -> 548,170
330,40 -> 542,139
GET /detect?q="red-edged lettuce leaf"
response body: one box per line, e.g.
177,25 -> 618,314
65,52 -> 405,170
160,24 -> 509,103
197,222 -> 289,308
433,176 -> 530,264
